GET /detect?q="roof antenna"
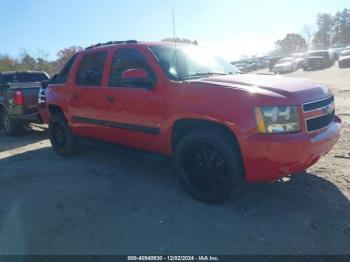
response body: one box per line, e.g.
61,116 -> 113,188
172,8 -> 179,79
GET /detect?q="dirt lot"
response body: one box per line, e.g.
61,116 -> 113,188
0,66 -> 349,255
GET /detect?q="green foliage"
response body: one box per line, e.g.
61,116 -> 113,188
312,9 -> 350,48
161,37 -> 198,45
0,46 -> 83,76
332,9 -> 350,45
275,34 -> 307,55
312,13 -> 334,48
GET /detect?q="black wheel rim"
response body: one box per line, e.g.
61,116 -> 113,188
181,143 -> 230,195
52,122 -> 66,149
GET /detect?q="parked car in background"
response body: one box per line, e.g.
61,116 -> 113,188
291,53 -> 305,68
303,50 -> 334,71
0,71 -> 50,136
268,56 -> 283,71
272,57 -> 298,74
39,40 -> 341,204
339,46 -> 350,57
235,63 -> 251,73
338,48 -> 350,68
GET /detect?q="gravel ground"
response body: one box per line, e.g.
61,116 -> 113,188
0,65 -> 349,255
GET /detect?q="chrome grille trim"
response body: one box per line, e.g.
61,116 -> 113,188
302,96 -> 335,133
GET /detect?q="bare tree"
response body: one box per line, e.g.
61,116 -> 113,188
302,24 -> 315,47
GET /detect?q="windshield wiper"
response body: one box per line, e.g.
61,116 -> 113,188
182,72 -> 228,79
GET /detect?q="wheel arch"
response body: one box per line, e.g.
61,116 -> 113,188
171,119 -> 245,180
172,117 -> 247,188
48,104 -> 64,115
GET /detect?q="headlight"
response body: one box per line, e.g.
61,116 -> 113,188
255,106 -> 301,133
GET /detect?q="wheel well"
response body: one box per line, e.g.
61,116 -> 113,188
172,118 -> 246,181
48,105 -> 64,116
172,119 -> 239,152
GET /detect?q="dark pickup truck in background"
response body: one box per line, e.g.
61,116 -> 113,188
0,71 -> 49,136
303,50 -> 334,71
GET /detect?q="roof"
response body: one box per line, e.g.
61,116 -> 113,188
0,71 -> 47,75
84,40 -> 192,51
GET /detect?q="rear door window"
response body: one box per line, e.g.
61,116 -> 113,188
77,51 -> 107,86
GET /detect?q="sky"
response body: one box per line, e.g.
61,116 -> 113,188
0,0 -> 348,61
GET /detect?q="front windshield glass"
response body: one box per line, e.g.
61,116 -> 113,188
307,51 -> 328,57
150,45 -> 239,80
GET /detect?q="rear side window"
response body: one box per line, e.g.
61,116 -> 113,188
53,54 -> 77,84
77,51 -> 107,86
109,49 -> 154,87
18,73 -> 49,82
1,73 -> 48,84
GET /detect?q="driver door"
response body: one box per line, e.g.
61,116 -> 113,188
100,48 -> 167,153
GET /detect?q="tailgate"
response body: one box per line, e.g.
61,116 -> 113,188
10,82 -> 41,114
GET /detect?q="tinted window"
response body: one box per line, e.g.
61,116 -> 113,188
77,51 -> 107,86
109,49 -> 155,87
53,54 -> 77,84
0,73 -> 48,84
150,45 -> 238,80
307,52 -> 329,58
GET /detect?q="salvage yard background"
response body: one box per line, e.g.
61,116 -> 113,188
0,66 -> 349,254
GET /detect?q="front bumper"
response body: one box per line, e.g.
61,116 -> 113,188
240,116 -> 341,183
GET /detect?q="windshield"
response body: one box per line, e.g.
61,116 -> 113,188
150,45 -> 239,80
1,73 -> 49,84
307,51 -> 328,57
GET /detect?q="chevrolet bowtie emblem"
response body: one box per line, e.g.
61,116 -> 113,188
323,103 -> 335,115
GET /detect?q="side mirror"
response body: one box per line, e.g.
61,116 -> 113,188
121,68 -> 153,88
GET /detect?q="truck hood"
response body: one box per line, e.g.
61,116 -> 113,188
190,74 -> 330,103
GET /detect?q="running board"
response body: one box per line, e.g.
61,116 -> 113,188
76,136 -> 171,162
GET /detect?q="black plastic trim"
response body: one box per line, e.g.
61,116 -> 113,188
72,116 -> 160,135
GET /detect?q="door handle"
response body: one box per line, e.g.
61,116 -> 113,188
104,96 -> 116,103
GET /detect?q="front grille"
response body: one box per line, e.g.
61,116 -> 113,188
303,96 -> 335,132
306,110 -> 335,132
305,59 -> 326,67
303,96 -> 334,112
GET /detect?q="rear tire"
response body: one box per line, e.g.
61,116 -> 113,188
48,113 -> 77,156
174,129 -> 245,204
0,109 -> 19,136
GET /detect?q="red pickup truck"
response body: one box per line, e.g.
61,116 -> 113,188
39,40 -> 341,203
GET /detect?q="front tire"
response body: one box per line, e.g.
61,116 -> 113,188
49,113 -> 77,156
174,129 -> 245,204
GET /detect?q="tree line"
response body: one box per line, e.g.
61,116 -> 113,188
0,46 -> 83,76
273,8 -> 350,56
